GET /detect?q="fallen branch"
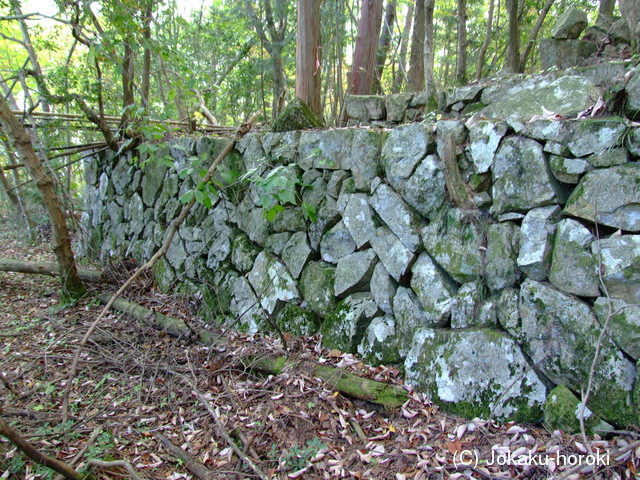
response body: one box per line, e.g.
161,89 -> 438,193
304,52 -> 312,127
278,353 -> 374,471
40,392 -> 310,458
97,294 -> 225,346
85,459 -> 142,480
62,113 -> 259,422
0,258 -> 102,283
155,432 -> 215,480
0,416 -> 83,480
243,355 -> 408,408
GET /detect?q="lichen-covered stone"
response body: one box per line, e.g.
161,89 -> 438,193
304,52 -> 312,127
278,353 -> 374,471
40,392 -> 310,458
321,293 -> 380,353
544,385 -> 605,435
586,148 -> 629,167
264,232 -> 291,256
625,68 -> 640,119
320,220 -> 356,264
423,210 -> 483,284
549,219 -> 600,297
345,95 -> 386,121
592,235 -> 640,304
410,252 -> 458,324
594,297 -> 640,361
231,234 -> 260,274
271,97 -> 323,132
370,226 -> 416,281
369,184 -> 425,252
483,76 -> 600,121
358,315 -> 401,365
261,131 -> 300,164
308,197 -> 340,251
466,120 -> 508,174
485,222 -> 521,292
551,8 -> 588,39
381,122 -> 434,191
451,282 -> 482,329
386,93 -> 414,123
400,154 -> 446,219
550,156 -> 593,184
141,158 -> 168,207
300,261 -> 336,316
491,136 -> 564,216
405,328 -> 547,423
275,303 -> 320,337
517,206 -> 561,281
298,129 -> 355,171
564,164 -> 640,232
518,279 -> 637,426
392,287 -> 434,355
370,262 -> 396,315
342,194 -> 376,248
247,251 -> 299,315
281,231 -> 312,279
229,276 -> 267,333
334,249 -> 377,297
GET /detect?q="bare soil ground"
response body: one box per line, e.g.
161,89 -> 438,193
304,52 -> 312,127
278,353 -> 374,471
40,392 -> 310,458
0,218 -> 638,480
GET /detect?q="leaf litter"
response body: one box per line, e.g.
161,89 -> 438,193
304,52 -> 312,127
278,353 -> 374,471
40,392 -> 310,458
0,228 -> 638,479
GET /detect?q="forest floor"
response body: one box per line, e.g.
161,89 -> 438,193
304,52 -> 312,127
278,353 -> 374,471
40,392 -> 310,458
0,218 -> 639,480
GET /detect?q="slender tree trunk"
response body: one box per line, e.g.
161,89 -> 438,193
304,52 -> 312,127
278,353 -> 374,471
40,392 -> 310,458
407,0 -> 425,91
121,41 -> 136,127
424,0 -> 436,98
519,0 -> 555,72
349,0 -> 384,94
597,0 -> 615,24
373,0 -> 397,94
296,0 -> 322,116
141,3 -> 153,109
0,166 -> 20,212
392,2 -> 414,93
1,139 -> 35,238
456,0 -> 468,85
476,0 -> 495,80
0,96 -> 84,300
506,0 -> 520,72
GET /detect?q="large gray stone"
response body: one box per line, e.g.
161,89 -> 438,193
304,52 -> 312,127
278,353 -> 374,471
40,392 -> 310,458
466,120 -> 508,174
358,315 -> 401,365
586,148 -> 629,168
321,293 -> 380,353
405,328 -> 547,423
370,226 -> 416,281
386,93 -> 414,123
261,131 -> 300,164
281,231 -> 312,279
410,252 -> 458,325
370,262 -> 396,314
231,234 -> 260,274
549,219 -> 600,297
491,136 -> 564,216
392,287 -> 433,355
625,68 -> 640,119
481,74 -> 554,106
342,194 -> 376,248
483,76 -> 600,121
343,129 -> 384,190
422,210 -> 483,284
345,95 -> 386,121
334,249 -> 377,297
298,129 -> 354,170
381,122 -> 434,191
300,261 -> 336,316
230,276 -> 268,334
564,120 -> 627,158
551,8 -> 588,39
565,164 -> 640,232
518,206 -> 561,281
320,220 -> 356,264
247,251 -> 299,315
141,158 -> 168,207
308,197 -> 340,251
369,184 -> 425,252
593,235 -> 640,304
549,156 -> 593,184
518,279 -> 637,426
485,222 -> 521,292
400,154 -> 446,219
594,297 -> 640,361
450,282 -> 482,329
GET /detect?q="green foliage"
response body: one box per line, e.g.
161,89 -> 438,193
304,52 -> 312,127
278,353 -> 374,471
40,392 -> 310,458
268,436 -> 327,471
241,162 -> 316,222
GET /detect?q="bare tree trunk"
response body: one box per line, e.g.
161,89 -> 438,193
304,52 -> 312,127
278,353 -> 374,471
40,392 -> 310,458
1,138 -> 35,238
597,0 -> 615,24
392,2 -> 414,93
506,0 -> 520,72
424,0 -> 436,98
519,0 -> 555,72
476,0 -> 495,80
296,0 -> 322,116
121,41 -> 136,128
456,0 -> 468,85
141,3 -> 153,109
349,0 -> 384,94
407,0 -> 425,92
618,0 -> 640,52
0,95 -> 85,301
373,0 -> 397,94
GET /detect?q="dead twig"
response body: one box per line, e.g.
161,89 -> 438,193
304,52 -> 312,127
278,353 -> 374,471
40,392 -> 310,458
85,458 -> 143,479
155,431 -> 215,480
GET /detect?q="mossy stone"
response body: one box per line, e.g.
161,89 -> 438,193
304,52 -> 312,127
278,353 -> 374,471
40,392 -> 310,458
544,385 -> 605,435
272,97 -> 324,133
275,303 -> 321,336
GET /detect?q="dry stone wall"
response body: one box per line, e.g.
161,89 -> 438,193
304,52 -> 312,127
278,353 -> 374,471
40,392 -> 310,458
83,100 -> 640,430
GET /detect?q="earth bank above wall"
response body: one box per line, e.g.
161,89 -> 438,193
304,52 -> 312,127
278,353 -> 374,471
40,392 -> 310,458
83,110 -> 640,431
